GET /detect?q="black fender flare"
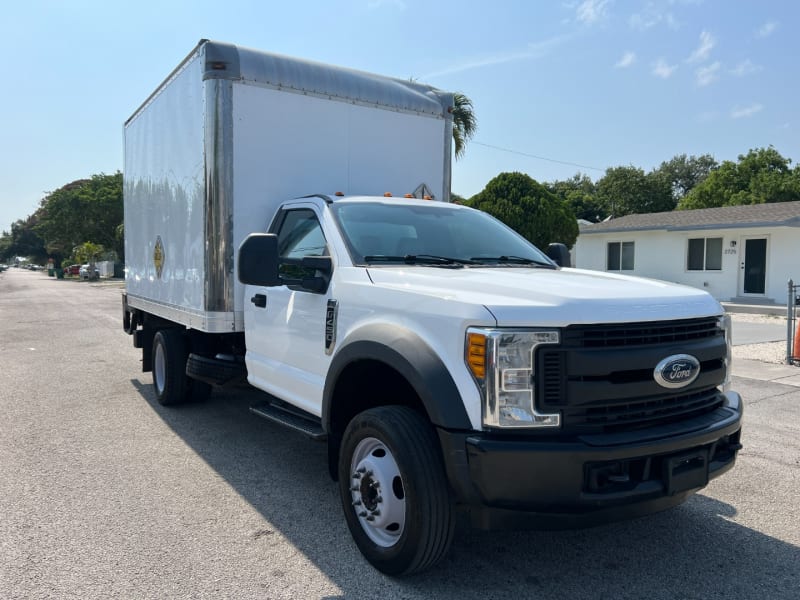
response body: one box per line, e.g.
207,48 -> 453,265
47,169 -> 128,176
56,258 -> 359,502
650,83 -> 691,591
322,324 -> 472,432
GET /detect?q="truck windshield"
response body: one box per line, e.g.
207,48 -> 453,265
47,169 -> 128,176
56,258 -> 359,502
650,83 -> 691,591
330,201 -> 556,268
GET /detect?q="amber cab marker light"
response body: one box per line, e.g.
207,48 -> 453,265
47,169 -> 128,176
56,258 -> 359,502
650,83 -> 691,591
404,194 -> 414,198
335,191 -> 344,196
383,192 -> 393,197
467,332 -> 487,379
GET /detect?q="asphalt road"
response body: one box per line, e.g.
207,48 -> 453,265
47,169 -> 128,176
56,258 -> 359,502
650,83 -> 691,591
1,267 -> 798,599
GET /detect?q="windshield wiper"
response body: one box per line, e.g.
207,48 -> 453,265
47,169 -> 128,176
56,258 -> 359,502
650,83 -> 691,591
470,255 -> 556,268
363,254 -> 475,267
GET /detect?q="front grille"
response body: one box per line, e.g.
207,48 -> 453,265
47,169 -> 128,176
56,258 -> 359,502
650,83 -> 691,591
563,387 -> 724,432
563,317 -> 719,348
536,317 -> 726,433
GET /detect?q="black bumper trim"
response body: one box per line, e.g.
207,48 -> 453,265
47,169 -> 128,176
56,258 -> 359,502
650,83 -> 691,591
437,391 -> 742,529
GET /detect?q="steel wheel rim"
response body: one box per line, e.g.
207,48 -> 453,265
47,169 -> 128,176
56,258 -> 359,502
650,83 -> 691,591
154,340 -> 166,395
349,437 -> 405,547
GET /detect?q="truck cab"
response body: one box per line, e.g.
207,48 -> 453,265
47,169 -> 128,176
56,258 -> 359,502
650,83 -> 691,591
236,193 -> 742,575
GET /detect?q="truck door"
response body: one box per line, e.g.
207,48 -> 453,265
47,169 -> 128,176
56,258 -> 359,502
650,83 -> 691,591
243,206 -> 332,416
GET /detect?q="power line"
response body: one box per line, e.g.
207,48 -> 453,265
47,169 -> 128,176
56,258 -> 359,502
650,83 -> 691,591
472,141 -> 605,172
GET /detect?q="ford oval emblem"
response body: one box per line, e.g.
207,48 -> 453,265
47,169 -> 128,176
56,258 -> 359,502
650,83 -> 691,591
653,354 -> 701,389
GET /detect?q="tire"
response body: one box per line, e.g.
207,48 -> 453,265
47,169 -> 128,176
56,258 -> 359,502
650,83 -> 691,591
338,406 -> 455,575
152,329 -> 211,406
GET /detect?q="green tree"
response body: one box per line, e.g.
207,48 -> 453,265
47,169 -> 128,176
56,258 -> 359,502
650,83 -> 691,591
655,153 -> 718,201
596,165 -> 675,216
452,92 -> 477,160
35,172 -> 123,260
74,241 -> 104,263
74,241 -> 105,280
0,217 -> 48,263
547,173 -> 606,222
679,147 -> 800,209
467,172 -> 578,248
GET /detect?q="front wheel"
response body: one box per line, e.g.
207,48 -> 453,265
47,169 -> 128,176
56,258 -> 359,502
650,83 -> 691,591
338,406 -> 455,575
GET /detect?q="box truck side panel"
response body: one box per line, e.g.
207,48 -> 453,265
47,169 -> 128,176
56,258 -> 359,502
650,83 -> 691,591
345,103 -> 447,200
229,82 -> 450,319
124,53 -> 209,322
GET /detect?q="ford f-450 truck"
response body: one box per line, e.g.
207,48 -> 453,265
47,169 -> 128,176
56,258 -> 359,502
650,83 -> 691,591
122,40 -> 742,575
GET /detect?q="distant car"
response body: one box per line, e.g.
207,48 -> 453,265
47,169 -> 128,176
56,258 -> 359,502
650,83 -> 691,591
63,264 -> 81,276
79,264 -> 100,280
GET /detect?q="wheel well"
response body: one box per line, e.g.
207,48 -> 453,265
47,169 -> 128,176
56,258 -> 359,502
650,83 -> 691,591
133,313 -> 245,373
326,359 -> 428,480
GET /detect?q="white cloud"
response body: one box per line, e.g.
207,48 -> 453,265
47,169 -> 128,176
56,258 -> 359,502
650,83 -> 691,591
730,103 -> 764,119
629,2 -> 678,31
687,30 -> 715,63
730,59 -> 762,77
696,61 -> 721,86
576,0 -> 610,24
421,35 -> 572,79
653,58 -> 677,79
756,21 -> 777,38
615,51 -> 636,68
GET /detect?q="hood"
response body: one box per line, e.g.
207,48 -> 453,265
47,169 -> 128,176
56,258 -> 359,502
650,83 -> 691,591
366,266 -> 722,326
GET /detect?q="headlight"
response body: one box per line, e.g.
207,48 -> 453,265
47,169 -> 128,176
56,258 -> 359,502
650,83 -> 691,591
466,328 -> 561,429
718,314 -> 732,393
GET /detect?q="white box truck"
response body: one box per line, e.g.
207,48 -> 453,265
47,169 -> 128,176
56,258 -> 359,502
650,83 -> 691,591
123,40 -> 743,575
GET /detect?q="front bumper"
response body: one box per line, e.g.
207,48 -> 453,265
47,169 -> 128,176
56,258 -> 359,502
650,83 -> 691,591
438,391 -> 742,529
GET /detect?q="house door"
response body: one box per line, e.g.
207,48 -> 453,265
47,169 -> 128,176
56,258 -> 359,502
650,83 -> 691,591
740,237 -> 767,295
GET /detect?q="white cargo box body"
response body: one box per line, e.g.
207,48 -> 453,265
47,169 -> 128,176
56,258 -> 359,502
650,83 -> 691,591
124,39 -> 453,332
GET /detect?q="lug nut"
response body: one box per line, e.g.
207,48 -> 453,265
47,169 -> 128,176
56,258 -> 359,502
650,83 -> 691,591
352,500 -> 362,506
356,467 -> 366,473
358,511 -> 367,517
366,516 -> 375,522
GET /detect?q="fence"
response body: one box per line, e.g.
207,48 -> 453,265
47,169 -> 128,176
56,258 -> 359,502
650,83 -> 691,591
788,280 -> 799,366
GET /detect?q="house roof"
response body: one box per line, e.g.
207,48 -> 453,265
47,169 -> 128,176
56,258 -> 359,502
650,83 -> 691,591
580,200 -> 800,234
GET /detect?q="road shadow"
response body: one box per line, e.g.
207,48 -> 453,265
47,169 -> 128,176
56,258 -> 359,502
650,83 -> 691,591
131,380 -> 800,600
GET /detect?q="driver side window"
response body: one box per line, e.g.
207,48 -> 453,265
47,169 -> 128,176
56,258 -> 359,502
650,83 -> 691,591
276,209 -> 328,259
274,209 -> 329,282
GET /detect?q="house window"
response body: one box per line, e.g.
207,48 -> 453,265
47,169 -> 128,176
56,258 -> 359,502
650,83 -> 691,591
687,237 -> 722,271
607,241 -> 634,271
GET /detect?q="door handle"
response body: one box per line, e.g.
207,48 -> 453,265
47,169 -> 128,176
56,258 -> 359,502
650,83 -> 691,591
251,293 -> 267,308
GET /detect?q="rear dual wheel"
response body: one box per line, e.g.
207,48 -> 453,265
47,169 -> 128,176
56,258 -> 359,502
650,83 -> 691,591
338,406 -> 455,575
152,329 -> 211,406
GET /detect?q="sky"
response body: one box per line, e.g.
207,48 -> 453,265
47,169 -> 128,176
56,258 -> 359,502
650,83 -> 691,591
1,0 -> 798,234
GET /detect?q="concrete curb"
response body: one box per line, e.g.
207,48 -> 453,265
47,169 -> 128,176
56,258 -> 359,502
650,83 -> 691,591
722,302 -> 788,317
733,357 -> 800,387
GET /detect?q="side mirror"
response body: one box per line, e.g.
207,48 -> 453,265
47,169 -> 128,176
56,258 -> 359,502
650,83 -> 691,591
238,234 -> 281,286
546,243 -> 571,268
286,255 -> 332,294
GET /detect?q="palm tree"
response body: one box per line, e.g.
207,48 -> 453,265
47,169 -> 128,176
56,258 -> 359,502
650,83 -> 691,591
452,92 -> 477,160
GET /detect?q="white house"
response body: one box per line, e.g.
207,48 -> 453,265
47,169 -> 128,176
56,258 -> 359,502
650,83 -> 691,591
575,201 -> 800,305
